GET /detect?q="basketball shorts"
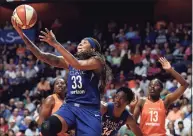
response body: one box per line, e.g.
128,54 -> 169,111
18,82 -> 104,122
54,103 -> 102,136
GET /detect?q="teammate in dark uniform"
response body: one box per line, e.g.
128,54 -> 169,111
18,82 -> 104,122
101,87 -> 142,136
12,17 -> 111,136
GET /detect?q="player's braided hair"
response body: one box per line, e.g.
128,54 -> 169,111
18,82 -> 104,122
75,39 -> 112,94
116,87 -> 135,104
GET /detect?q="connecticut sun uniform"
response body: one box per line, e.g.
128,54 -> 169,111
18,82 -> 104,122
51,94 -> 63,114
102,103 -> 130,136
140,98 -> 166,136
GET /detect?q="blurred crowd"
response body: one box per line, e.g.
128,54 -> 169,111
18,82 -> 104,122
0,19 -> 192,136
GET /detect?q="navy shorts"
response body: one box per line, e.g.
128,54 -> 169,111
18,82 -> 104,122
54,103 -> 102,136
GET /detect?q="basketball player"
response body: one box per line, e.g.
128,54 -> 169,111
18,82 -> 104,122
12,17 -> 111,136
133,57 -> 189,136
101,87 -> 142,136
36,77 -> 66,126
35,77 -> 68,136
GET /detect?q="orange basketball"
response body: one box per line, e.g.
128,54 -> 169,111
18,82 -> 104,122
12,4 -> 37,29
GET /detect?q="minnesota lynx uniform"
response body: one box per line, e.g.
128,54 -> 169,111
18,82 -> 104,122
55,65 -> 101,136
102,102 -> 130,136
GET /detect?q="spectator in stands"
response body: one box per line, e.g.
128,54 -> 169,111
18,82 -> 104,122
24,120 -> 39,136
23,109 -> 30,118
156,31 -> 167,44
167,103 -> 183,122
0,103 -> 11,121
169,32 -> 179,45
7,99 -> 16,112
125,27 -> 136,40
116,29 -> 125,42
176,121 -> 189,136
105,83 -> 116,99
166,121 -> 177,136
36,77 -> 51,98
8,119 -> 19,134
4,67 -> 17,85
25,60 -> 38,81
8,108 -> 22,126
147,62 -> 161,77
181,35 -> 191,47
142,54 -> 155,68
0,117 -> 9,134
5,58 -> 16,71
18,116 -> 32,133
16,44 -> 26,58
172,43 -> 181,56
134,62 -> 147,78
16,101 -> 24,116
139,75 -> 149,96
25,97 -> 36,113
183,79 -> 192,100
119,53 -> 135,77
15,65 -> 25,84
131,81 -> 142,97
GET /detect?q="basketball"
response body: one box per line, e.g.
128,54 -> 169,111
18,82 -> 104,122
12,4 -> 37,29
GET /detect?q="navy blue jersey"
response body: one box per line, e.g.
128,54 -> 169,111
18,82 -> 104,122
66,66 -> 101,108
102,102 -> 130,136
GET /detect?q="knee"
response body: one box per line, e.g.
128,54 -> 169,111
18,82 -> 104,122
41,116 -> 62,136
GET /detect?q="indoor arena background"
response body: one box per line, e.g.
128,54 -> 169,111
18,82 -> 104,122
0,0 -> 192,135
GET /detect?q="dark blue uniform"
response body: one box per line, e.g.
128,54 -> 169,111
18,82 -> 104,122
102,103 -> 130,136
55,66 -> 101,136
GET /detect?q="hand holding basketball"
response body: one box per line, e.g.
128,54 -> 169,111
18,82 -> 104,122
11,16 -> 23,34
39,29 -> 57,46
158,57 -> 171,70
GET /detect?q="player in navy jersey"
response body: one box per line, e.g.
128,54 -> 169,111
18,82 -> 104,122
101,87 -> 142,136
12,18 -> 111,136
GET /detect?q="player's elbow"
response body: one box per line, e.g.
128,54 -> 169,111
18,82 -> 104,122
71,63 -> 82,70
182,81 -> 189,88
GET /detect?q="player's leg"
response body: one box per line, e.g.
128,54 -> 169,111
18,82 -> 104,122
75,107 -> 102,136
41,104 -> 76,136
76,118 -> 102,136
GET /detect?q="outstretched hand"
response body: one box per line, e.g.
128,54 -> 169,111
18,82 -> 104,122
158,57 -> 172,70
39,28 -> 57,46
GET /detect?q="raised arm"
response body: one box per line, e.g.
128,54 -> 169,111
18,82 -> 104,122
126,115 -> 143,136
11,16 -> 68,69
39,29 -> 102,70
158,57 -> 189,107
36,96 -> 55,126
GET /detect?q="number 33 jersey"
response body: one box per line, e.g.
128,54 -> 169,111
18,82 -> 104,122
66,66 -> 101,107
102,102 -> 130,136
140,98 -> 166,136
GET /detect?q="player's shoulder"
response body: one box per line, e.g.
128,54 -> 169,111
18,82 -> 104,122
46,95 -> 55,100
44,95 -> 55,104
